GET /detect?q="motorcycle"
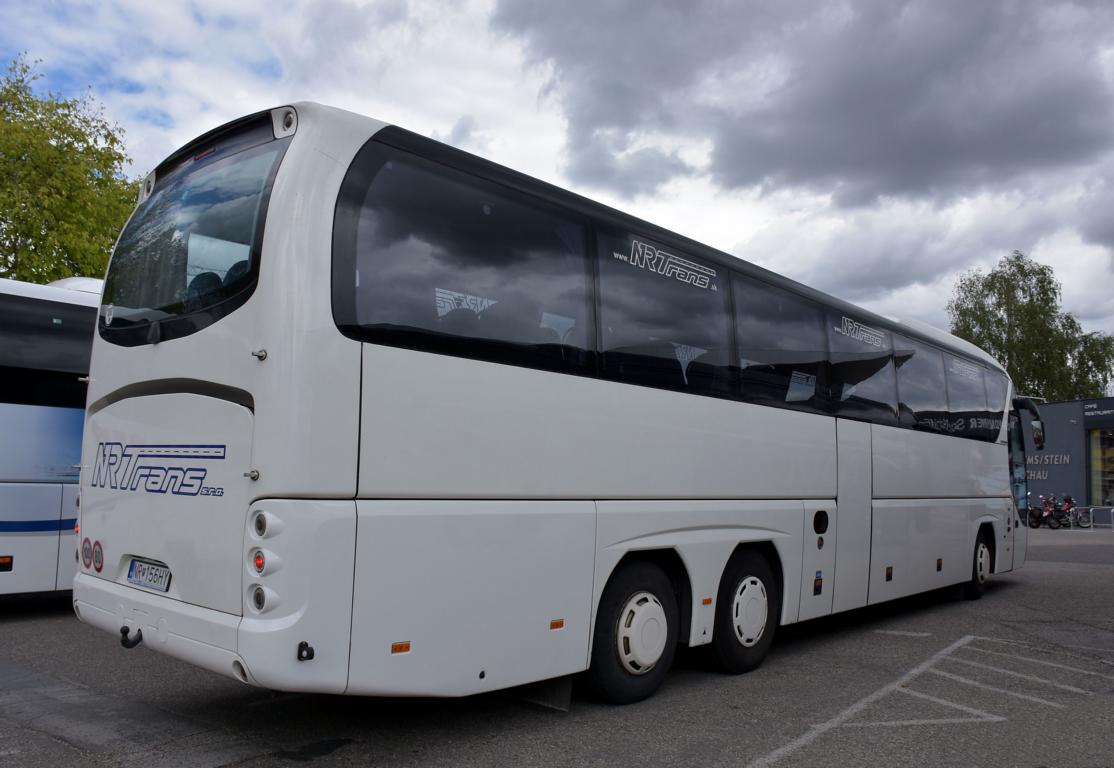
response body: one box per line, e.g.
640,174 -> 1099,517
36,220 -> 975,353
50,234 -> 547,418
1027,493 -> 1092,529
1061,495 -> 1092,528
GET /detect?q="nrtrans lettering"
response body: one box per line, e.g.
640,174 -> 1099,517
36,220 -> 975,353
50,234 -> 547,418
90,443 -> 226,497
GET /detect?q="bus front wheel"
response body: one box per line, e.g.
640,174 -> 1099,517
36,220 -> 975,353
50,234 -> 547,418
586,561 -> 678,704
963,530 -> 992,600
708,549 -> 779,674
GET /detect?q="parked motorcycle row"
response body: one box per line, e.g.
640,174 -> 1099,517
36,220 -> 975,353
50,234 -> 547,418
1027,493 -> 1092,529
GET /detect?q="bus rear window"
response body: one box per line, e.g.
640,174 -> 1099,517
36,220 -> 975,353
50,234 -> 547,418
100,121 -> 288,346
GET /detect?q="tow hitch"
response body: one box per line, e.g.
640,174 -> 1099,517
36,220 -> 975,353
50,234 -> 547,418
120,626 -> 143,649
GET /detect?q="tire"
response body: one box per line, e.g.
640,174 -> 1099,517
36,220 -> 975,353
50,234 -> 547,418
963,531 -> 992,600
1028,511 -> 1042,529
1076,509 -> 1092,528
586,561 -> 679,705
1047,514 -> 1061,530
708,549 -> 780,674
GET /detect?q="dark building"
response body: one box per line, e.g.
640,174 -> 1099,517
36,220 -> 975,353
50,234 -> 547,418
1025,395 -> 1114,506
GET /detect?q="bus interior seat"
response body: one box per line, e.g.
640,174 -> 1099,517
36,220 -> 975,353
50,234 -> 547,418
223,260 -> 250,286
186,272 -> 223,310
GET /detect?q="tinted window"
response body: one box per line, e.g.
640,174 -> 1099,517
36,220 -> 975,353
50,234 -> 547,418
734,276 -> 827,412
985,370 -> 1009,418
101,116 -> 287,347
598,233 -> 731,395
0,294 -> 95,374
333,143 -> 593,374
894,335 -> 948,433
945,355 -> 1000,440
0,367 -> 87,409
826,312 -> 897,424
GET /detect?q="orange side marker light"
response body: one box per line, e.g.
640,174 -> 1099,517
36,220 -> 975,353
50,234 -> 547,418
391,641 -> 411,654
549,619 -> 564,630
702,597 -> 713,605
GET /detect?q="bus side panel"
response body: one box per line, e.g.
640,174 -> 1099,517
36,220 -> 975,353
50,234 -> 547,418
593,500 -> 806,644
358,345 -> 837,500
0,483 -> 63,594
872,425 -> 1009,499
55,484 -> 79,590
868,498 -> 998,604
348,500 -> 595,697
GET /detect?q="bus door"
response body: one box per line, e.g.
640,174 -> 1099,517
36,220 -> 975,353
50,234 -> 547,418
1010,397 -> 1044,569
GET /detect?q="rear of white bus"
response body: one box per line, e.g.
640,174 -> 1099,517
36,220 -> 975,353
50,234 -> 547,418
72,105 -> 378,692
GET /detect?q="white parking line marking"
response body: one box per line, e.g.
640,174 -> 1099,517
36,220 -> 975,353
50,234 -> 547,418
895,686 -> 1005,721
744,635 -> 976,768
839,717 -> 996,728
943,656 -> 1093,694
974,636 -> 1114,656
746,631 -> 1111,766
928,669 -> 1065,708
962,646 -> 1114,680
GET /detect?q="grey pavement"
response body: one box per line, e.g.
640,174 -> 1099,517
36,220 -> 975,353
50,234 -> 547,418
1,528 -> 1112,767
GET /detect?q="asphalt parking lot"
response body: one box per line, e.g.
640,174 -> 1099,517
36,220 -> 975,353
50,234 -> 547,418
3,529 -> 1113,768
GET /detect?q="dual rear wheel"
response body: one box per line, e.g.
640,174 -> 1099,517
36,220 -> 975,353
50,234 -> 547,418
586,551 -> 779,704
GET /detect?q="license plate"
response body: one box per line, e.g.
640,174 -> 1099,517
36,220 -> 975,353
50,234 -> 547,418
127,559 -> 172,592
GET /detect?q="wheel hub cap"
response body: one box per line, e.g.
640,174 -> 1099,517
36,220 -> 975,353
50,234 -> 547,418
617,591 -> 668,675
976,543 -> 990,584
733,576 -> 768,648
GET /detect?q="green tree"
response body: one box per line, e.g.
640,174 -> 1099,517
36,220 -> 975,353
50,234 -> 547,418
947,250 -> 1114,400
0,55 -> 135,283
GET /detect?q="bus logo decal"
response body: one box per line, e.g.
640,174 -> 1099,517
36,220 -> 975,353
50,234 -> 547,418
90,443 -> 226,497
670,343 -> 708,384
835,316 -> 885,348
435,287 -> 497,318
614,240 -> 717,290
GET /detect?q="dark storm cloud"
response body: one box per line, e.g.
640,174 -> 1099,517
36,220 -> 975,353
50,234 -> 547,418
492,0 -> 805,194
492,0 -> 1114,204
1078,163 -> 1114,252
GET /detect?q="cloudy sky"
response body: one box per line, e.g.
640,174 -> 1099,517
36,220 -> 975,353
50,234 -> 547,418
4,0 -> 1114,334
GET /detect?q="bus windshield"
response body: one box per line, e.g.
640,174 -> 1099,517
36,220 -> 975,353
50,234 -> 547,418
100,133 -> 286,346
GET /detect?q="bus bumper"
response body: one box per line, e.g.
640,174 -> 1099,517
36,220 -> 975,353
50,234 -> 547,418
73,571 -> 250,684
73,499 -> 356,693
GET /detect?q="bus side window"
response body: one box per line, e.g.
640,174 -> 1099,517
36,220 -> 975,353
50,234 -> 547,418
894,335 -> 948,433
733,276 -> 828,414
944,354 -> 990,440
597,233 -> 732,396
983,370 -> 1009,441
825,312 -> 898,425
335,145 -> 595,375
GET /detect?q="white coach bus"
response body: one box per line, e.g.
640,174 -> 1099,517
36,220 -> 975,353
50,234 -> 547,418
73,104 -> 1043,704
1,277 -> 100,595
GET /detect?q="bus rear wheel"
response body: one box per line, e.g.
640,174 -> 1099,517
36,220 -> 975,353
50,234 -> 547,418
586,561 -> 678,704
708,549 -> 779,674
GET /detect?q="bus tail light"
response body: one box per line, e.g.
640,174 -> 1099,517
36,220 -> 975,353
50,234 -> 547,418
250,510 -> 283,539
253,551 -> 265,574
249,584 -> 279,614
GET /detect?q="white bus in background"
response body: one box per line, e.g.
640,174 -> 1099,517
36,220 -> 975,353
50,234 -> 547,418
73,104 -> 1044,704
1,276 -> 100,595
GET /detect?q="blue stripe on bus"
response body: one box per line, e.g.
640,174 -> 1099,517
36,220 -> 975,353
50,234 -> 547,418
0,518 -> 78,533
